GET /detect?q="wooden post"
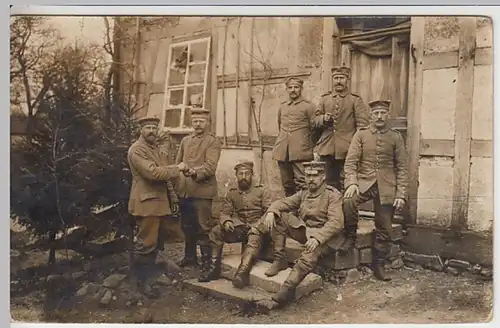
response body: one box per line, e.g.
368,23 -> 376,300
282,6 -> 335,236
406,17 -> 425,225
321,17 -> 335,94
210,29 -> 219,135
451,17 -> 476,230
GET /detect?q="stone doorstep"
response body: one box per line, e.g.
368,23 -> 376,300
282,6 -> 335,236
221,254 -> 323,298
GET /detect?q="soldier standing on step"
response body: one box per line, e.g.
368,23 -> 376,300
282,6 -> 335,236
175,108 -> 222,280
341,100 -> 409,281
127,115 -> 187,298
199,160 -> 281,282
232,161 -> 345,306
272,77 -> 316,197
312,66 -> 370,192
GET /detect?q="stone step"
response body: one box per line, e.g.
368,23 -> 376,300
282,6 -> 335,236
221,254 -> 323,297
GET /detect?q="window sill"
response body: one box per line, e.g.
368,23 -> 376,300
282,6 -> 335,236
163,127 -> 194,135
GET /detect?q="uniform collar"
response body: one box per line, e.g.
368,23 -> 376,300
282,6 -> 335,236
288,96 -> 305,105
369,124 -> 389,134
193,129 -> 209,138
306,183 -> 326,198
333,90 -> 348,98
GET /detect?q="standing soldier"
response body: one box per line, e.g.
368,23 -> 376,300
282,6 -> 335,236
312,66 -> 370,192
342,100 -> 409,281
175,108 -> 222,279
232,161 -> 345,306
272,77 -> 316,197
200,160 -> 283,282
127,116 -> 188,297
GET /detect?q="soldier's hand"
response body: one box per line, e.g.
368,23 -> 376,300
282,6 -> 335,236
264,212 -> 276,232
223,221 -> 234,232
305,238 -> 319,253
344,185 -> 359,198
185,168 -> 197,178
177,162 -> 188,172
393,198 -> 406,211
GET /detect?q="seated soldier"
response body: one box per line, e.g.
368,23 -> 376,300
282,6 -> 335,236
232,161 -> 345,305
199,161 -> 285,282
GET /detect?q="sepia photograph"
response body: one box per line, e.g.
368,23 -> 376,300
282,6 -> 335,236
9,10 -> 494,324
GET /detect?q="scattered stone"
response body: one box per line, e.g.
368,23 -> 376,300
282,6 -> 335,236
334,248 -> 360,270
403,252 -> 444,271
46,274 -> 63,283
447,259 -> 471,271
256,299 -> 278,312
100,290 -> 113,305
444,267 -> 460,276
336,294 -> 343,301
359,265 -> 372,275
76,282 -> 98,297
403,261 -> 421,270
345,268 -> 362,283
155,274 -> 172,287
72,271 -> 86,280
92,289 -> 108,301
102,273 -> 127,288
112,296 -> 117,301
391,257 -> 405,269
137,301 -> 143,306
480,267 -> 493,279
471,264 -> 482,275
38,277 -> 46,283
126,301 -> 132,306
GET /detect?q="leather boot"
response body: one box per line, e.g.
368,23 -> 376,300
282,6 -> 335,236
199,245 -> 223,282
232,235 -> 262,289
178,236 -> 198,267
371,248 -> 392,281
265,234 -> 289,277
134,253 -> 160,299
271,264 -> 309,305
198,245 -> 213,282
338,225 -> 357,254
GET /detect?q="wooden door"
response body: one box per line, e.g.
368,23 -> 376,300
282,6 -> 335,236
340,29 -> 411,215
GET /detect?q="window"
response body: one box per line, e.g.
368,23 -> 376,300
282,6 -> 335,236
161,37 -> 211,132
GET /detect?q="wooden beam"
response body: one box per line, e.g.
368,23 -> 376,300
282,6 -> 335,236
340,24 -> 411,42
332,18 -> 341,67
210,29 -> 219,136
406,17 -> 425,225
420,139 -> 492,158
217,71 -> 312,89
321,17 -> 336,94
451,17 -> 476,231
390,36 -> 403,117
401,224 -> 493,266
422,47 -> 492,70
340,43 -> 351,67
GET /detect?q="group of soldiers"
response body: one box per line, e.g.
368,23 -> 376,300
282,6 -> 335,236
126,65 -> 409,306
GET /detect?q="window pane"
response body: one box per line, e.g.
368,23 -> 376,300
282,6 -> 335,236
168,45 -> 189,86
183,107 -> 192,127
186,85 -> 205,107
188,64 -> 206,84
164,108 -> 182,128
190,40 -> 208,62
169,89 -> 184,106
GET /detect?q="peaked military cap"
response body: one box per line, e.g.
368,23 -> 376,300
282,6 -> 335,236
234,161 -> 254,172
137,115 -> 160,127
191,108 -> 210,117
368,100 -> 391,111
331,66 -> 351,77
285,77 -> 304,87
303,161 -> 326,175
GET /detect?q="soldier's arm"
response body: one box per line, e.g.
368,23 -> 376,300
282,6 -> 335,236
394,132 -> 409,201
311,98 -> 326,129
277,106 -> 282,131
166,180 -> 179,204
128,147 -> 180,181
260,186 -> 273,214
353,96 -> 370,130
266,191 -> 302,218
344,131 -> 362,188
191,137 -> 222,182
175,137 -> 185,164
219,190 -> 236,225
310,192 -> 344,245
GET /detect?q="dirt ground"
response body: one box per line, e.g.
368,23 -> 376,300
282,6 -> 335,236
10,234 -> 493,324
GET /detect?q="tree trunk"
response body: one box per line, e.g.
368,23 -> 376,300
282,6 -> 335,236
48,231 -> 56,265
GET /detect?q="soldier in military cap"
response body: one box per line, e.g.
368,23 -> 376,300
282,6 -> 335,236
232,161 -> 345,306
198,160 -> 279,282
272,76 -> 316,197
127,115 -> 188,297
342,100 -> 409,281
312,66 -> 370,192
175,108 -> 222,281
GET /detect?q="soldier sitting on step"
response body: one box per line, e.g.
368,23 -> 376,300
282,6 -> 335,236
232,161 -> 345,306
200,160 -> 282,282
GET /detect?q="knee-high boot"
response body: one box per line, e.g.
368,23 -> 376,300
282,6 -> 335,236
232,233 -> 263,289
197,244 -> 213,282
199,244 -> 223,282
265,234 -> 289,277
271,262 -> 309,305
372,247 -> 392,281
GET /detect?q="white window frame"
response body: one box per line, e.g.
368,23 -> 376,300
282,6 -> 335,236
161,36 -> 212,134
